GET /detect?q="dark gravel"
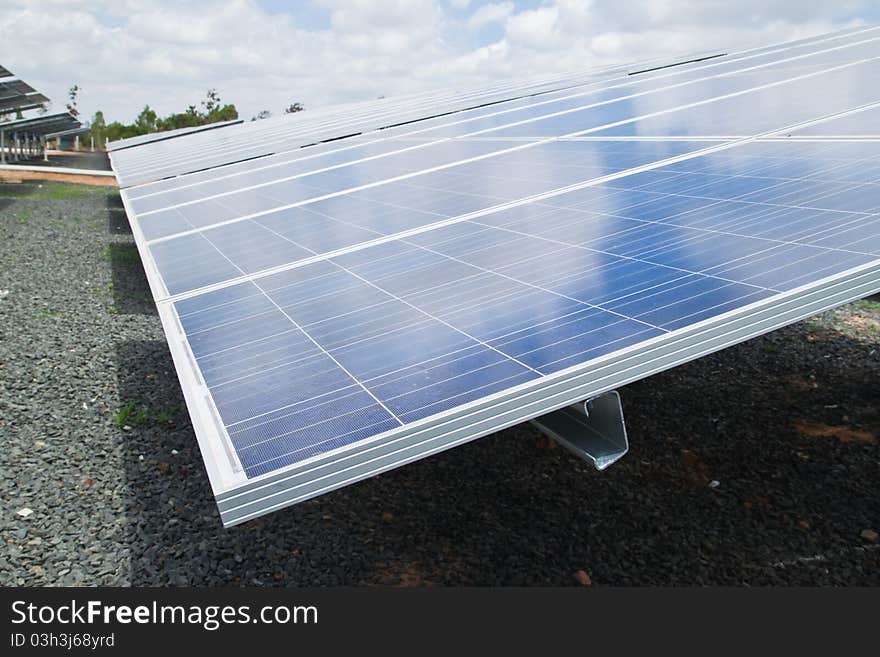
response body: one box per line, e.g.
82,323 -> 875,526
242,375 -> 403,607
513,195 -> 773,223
1,181 -> 878,587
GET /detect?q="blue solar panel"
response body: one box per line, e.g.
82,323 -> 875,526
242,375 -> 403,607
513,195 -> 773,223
163,138 -> 880,481
110,27 -> 880,525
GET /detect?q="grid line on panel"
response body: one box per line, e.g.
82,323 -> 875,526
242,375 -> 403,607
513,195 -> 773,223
460,39 -> 880,140
596,186 -> 876,230
184,200 -> 852,416
119,26 -> 880,197
215,258 -> 880,525
396,139 -> 880,201
249,282 -> 406,425
398,228 -> 774,329
458,219 -> 785,293
125,26 -> 880,207
141,47 -> 869,229
179,231 -> 662,400
326,262 -> 542,375
151,80 -> 880,462
246,416 -> 403,472
140,50 -> 880,242
225,388 -> 367,434
186,217 -> 407,428
465,136 -> 880,141
152,97 -> 880,307
336,243 -> 669,334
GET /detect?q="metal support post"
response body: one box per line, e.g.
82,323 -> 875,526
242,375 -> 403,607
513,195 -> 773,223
530,390 -> 629,470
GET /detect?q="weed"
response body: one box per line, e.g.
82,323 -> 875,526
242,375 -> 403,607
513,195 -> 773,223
15,210 -> 31,223
155,409 -> 176,425
115,401 -> 147,428
854,300 -> 880,312
33,309 -> 61,320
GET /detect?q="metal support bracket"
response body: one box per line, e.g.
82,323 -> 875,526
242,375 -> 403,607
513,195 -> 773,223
529,390 -> 629,470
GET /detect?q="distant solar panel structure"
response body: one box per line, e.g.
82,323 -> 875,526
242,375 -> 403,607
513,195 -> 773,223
0,64 -> 12,78
111,26 -> 880,526
0,79 -> 49,114
0,112 -> 80,135
0,112 -> 82,163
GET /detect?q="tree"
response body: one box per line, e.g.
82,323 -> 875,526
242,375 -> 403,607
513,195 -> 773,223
252,110 -> 272,121
89,111 -> 107,149
202,88 -> 221,114
284,102 -> 304,114
66,84 -> 81,118
134,105 -> 158,134
81,88 -> 242,142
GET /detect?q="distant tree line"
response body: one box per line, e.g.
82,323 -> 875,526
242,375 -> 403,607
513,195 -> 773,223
74,85 -> 305,149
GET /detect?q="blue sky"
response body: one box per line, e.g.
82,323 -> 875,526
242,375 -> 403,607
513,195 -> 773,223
0,1 -> 877,124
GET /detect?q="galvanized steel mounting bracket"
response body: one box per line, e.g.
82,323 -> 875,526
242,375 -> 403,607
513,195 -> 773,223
529,390 -> 629,470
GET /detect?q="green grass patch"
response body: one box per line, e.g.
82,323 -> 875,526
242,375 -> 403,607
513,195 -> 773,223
114,402 -> 179,428
33,309 -> 61,320
854,299 -> 880,312
43,184 -> 88,200
0,183 -> 117,201
115,401 -> 148,429
15,210 -> 32,223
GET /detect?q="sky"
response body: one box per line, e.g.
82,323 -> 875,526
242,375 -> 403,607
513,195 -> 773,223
0,0 -> 878,125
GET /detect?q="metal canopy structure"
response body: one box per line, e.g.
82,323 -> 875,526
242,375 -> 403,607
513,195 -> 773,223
111,26 -> 880,526
0,64 -> 13,78
0,112 -> 81,136
0,73 -> 49,115
0,112 -> 82,164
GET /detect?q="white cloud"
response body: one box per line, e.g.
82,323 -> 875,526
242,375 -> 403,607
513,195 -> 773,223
505,6 -> 562,50
467,2 -> 514,31
0,0 -> 873,125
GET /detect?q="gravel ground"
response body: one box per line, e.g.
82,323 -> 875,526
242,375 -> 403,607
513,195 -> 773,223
1,181 -> 878,587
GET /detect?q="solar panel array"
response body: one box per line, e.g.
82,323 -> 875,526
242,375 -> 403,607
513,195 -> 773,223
110,26 -> 880,526
0,112 -> 82,137
0,63 -> 54,116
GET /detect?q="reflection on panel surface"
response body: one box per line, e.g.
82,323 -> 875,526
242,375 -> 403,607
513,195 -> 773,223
169,140 -> 880,478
